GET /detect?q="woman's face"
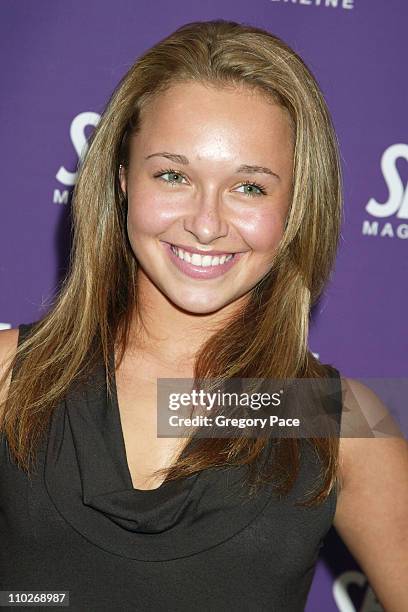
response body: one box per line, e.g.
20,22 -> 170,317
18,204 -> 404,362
120,81 -> 294,315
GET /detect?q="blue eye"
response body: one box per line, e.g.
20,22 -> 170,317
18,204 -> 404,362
153,167 -> 267,197
235,182 -> 267,197
153,168 -> 187,185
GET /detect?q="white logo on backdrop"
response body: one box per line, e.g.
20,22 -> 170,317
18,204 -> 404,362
269,0 -> 354,9
363,143 -> 408,240
333,570 -> 383,612
53,112 -> 100,204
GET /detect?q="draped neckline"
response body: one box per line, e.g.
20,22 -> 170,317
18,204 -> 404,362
42,343 -> 277,561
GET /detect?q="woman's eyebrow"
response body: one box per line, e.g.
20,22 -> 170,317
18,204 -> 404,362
144,152 -> 280,180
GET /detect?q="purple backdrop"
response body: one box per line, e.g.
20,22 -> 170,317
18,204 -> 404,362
1,1 -> 406,610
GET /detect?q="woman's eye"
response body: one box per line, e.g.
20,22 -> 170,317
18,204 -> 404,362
154,169 -> 187,185
235,183 -> 266,197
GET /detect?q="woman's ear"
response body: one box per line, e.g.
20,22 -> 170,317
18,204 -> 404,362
119,164 -> 127,197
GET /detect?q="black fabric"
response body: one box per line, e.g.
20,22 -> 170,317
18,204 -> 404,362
0,322 -> 342,611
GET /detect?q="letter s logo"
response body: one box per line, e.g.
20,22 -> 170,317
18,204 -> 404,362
366,143 -> 408,219
333,570 -> 383,612
56,112 -> 101,187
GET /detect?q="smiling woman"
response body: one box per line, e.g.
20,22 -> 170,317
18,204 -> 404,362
0,18 -> 407,612
118,81 -> 294,311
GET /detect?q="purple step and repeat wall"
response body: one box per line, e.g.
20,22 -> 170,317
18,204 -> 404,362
1,1 -> 406,610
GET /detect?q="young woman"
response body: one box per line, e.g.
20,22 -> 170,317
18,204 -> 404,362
0,19 -> 407,611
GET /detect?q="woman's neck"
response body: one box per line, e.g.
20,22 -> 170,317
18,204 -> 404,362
126,272 -> 245,369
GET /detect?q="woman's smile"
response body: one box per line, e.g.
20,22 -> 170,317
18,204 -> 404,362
161,240 -> 246,279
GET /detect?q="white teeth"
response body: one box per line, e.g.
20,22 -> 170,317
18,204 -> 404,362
170,245 -> 234,267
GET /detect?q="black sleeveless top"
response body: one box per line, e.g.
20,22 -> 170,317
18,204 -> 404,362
0,323 -> 343,611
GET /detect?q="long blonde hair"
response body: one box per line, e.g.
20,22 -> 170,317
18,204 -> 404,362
0,19 -> 343,506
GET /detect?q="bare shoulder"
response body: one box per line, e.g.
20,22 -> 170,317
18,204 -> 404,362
0,328 -> 20,408
333,376 -> 408,610
336,375 -> 406,484
339,375 -> 402,434
0,328 -> 19,365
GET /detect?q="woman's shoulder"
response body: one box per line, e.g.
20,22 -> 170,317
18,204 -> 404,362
333,376 -> 408,608
0,327 -> 20,413
0,327 -> 20,371
325,370 -> 406,502
0,327 -> 19,347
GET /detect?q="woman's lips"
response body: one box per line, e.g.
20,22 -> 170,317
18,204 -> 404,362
161,241 -> 244,279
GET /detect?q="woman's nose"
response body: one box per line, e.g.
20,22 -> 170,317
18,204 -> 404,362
182,191 -> 229,244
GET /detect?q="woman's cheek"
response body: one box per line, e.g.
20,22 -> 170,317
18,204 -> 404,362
127,193 -> 174,235
239,211 -> 286,254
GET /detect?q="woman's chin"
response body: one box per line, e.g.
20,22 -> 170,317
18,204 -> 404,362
167,292 -> 236,316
